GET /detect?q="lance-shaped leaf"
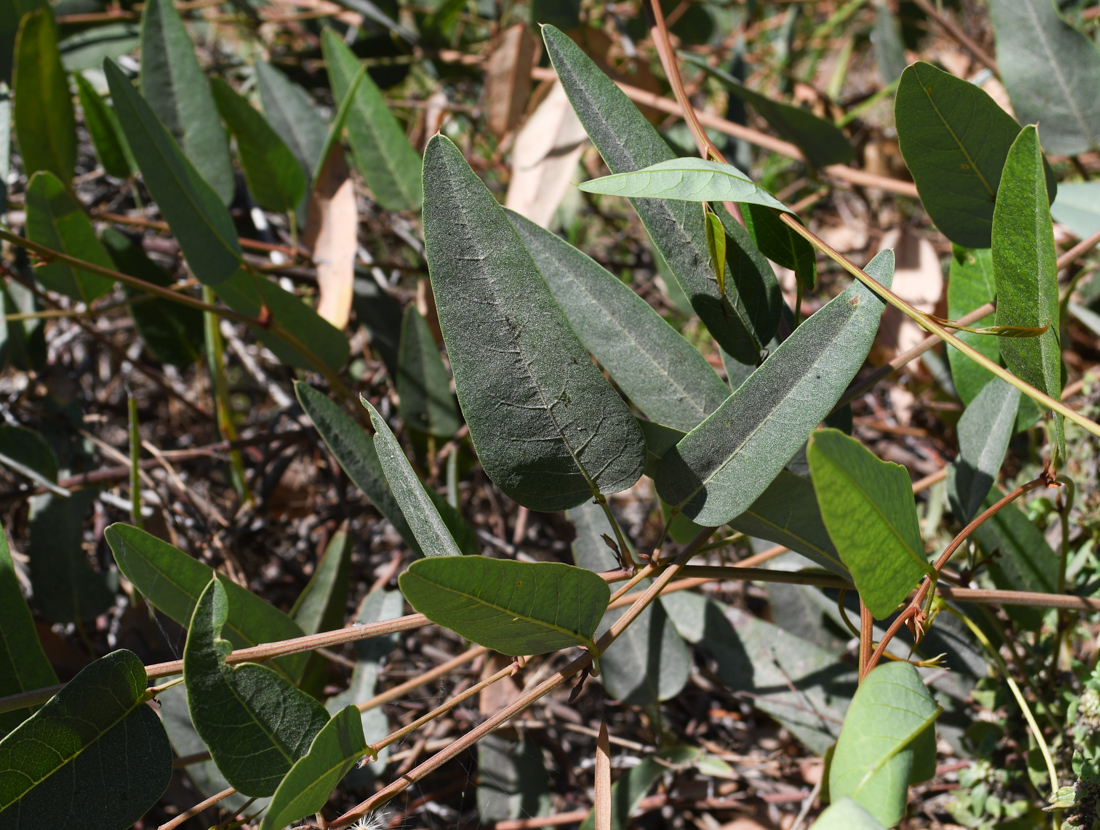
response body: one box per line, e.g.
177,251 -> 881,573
0,423 -> 65,497
507,209 -> 729,432
105,523 -> 308,680
105,58 -> 242,286
74,72 -> 134,179
255,60 -> 327,189
397,305 -> 460,438
946,246 -> 998,405
364,399 -> 462,558
0,523 -> 57,737
895,61 -> 1055,250
544,25 -> 780,364
989,0 -> 1100,156
211,77 -> 306,214
13,8 -> 75,183
580,157 -> 789,208
139,0 -> 234,204
742,204 -> 816,290
655,251 -> 893,527
992,125 -> 1063,459
423,134 -> 645,511
184,578 -> 330,797
0,650 -> 172,829
828,662 -> 941,826
807,429 -> 929,619
321,30 -> 422,212
258,705 -> 367,830
399,557 -> 610,662
25,171 -> 116,302
947,378 -> 1019,523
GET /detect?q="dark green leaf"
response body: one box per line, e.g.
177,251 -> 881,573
423,134 -> 645,511
102,227 -> 204,366
895,61 -> 1055,249
291,525 -> 352,636
139,0 -> 234,204
258,705 -> 367,830
74,71 -> 133,179
254,60 -> 327,187
322,30 -> 422,212
211,77 -> 306,214
742,204 -> 816,290
0,650 -> 171,829
989,0 -> 1100,156
947,378 -> 1019,523
397,305 -> 460,438
399,556 -> 610,660
0,423 -> 65,496
1,0 -> 46,87
655,251 -> 893,527
477,734 -> 551,823
507,209 -> 729,433
580,157 -> 790,208
13,8 -> 76,183
25,170 -> 116,302
544,25 -> 780,364
992,125 -> 1063,459
579,746 -> 700,830
946,245 -> 998,405
104,523 -> 308,680
829,662 -> 940,826
807,429 -> 929,619
1051,182 -> 1100,240
105,58 -> 242,286
0,522 -> 57,737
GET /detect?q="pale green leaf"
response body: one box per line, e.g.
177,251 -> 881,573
580,157 -> 789,208
947,378 -> 1019,523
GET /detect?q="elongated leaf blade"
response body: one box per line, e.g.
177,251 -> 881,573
397,305 -> 460,438
507,209 -> 729,432
105,58 -> 242,286
74,71 -> 133,179
895,61 -> 1055,249
25,170 -> 116,302
0,650 -> 171,829
742,204 -> 817,290
948,378 -> 1019,523
807,429 -> 928,619
254,60 -> 327,187
580,157 -> 789,209
829,662 -> 940,826
989,0 -> 1100,156
544,25 -> 780,364
1052,181 -> 1100,240
322,30 -> 422,211
399,557 -> 610,659
655,251 -> 893,526
423,134 -> 645,511
992,125 -> 1063,458
364,400 -> 462,558
139,0 -> 234,203
0,423 -> 63,496
946,246 -> 998,405
104,523 -> 308,680
13,8 -> 75,183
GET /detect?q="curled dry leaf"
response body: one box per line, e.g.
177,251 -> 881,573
305,142 -> 358,330
485,23 -> 540,138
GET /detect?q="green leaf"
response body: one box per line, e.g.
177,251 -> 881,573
807,429 -> 930,619
104,523 -> 308,681
0,522 -> 57,737
258,705 -> 367,830
946,246 -> 999,405
477,734 -> 551,823
742,204 -> 817,290
104,58 -> 242,287
578,746 -> 699,830
28,490 -> 115,624
102,227 -> 204,366
947,378 -> 1020,523
321,30 -> 422,212
1051,181 -> 1100,240
2,0 -> 46,87
0,423 -> 66,496
423,134 -> 645,511
992,125 -> 1063,459
506,209 -> 730,433
399,556 -> 610,661
364,399 -> 463,558
291,525 -> 352,636
184,578 -> 330,797
815,797 -> 888,830
829,662 -> 940,826
580,157 -> 790,208
74,71 -> 133,179
989,0 -> 1100,156
872,3 -> 906,84
213,268 -> 349,371
544,25 -> 780,364
139,0 -> 234,204
705,209 -> 727,296
13,8 -> 76,183
211,77 -> 306,214
0,650 -> 172,829
24,170 -> 116,302
397,305 -> 460,438
254,60 -> 327,187
895,61 -> 1055,249
687,55 -> 854,169
655,250 -> 893,527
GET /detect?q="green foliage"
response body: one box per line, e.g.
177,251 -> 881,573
946,246 -> 999,405
581,157 -> 791,208
12,8 -> 75,184
73,72 -> 134,179
396,305 -> 460,438
948,378 -> 1020,523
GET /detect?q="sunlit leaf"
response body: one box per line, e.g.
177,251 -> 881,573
13,8 -> 75,183
947,378 -> 1019,523
580,157 -> 789,208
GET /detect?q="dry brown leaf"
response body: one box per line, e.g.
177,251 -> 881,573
305,144 -> 358,330
872,227 -> 944,360
485,23 -> 540,138
595,720 -> 611,830
504,81 -> 588,227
